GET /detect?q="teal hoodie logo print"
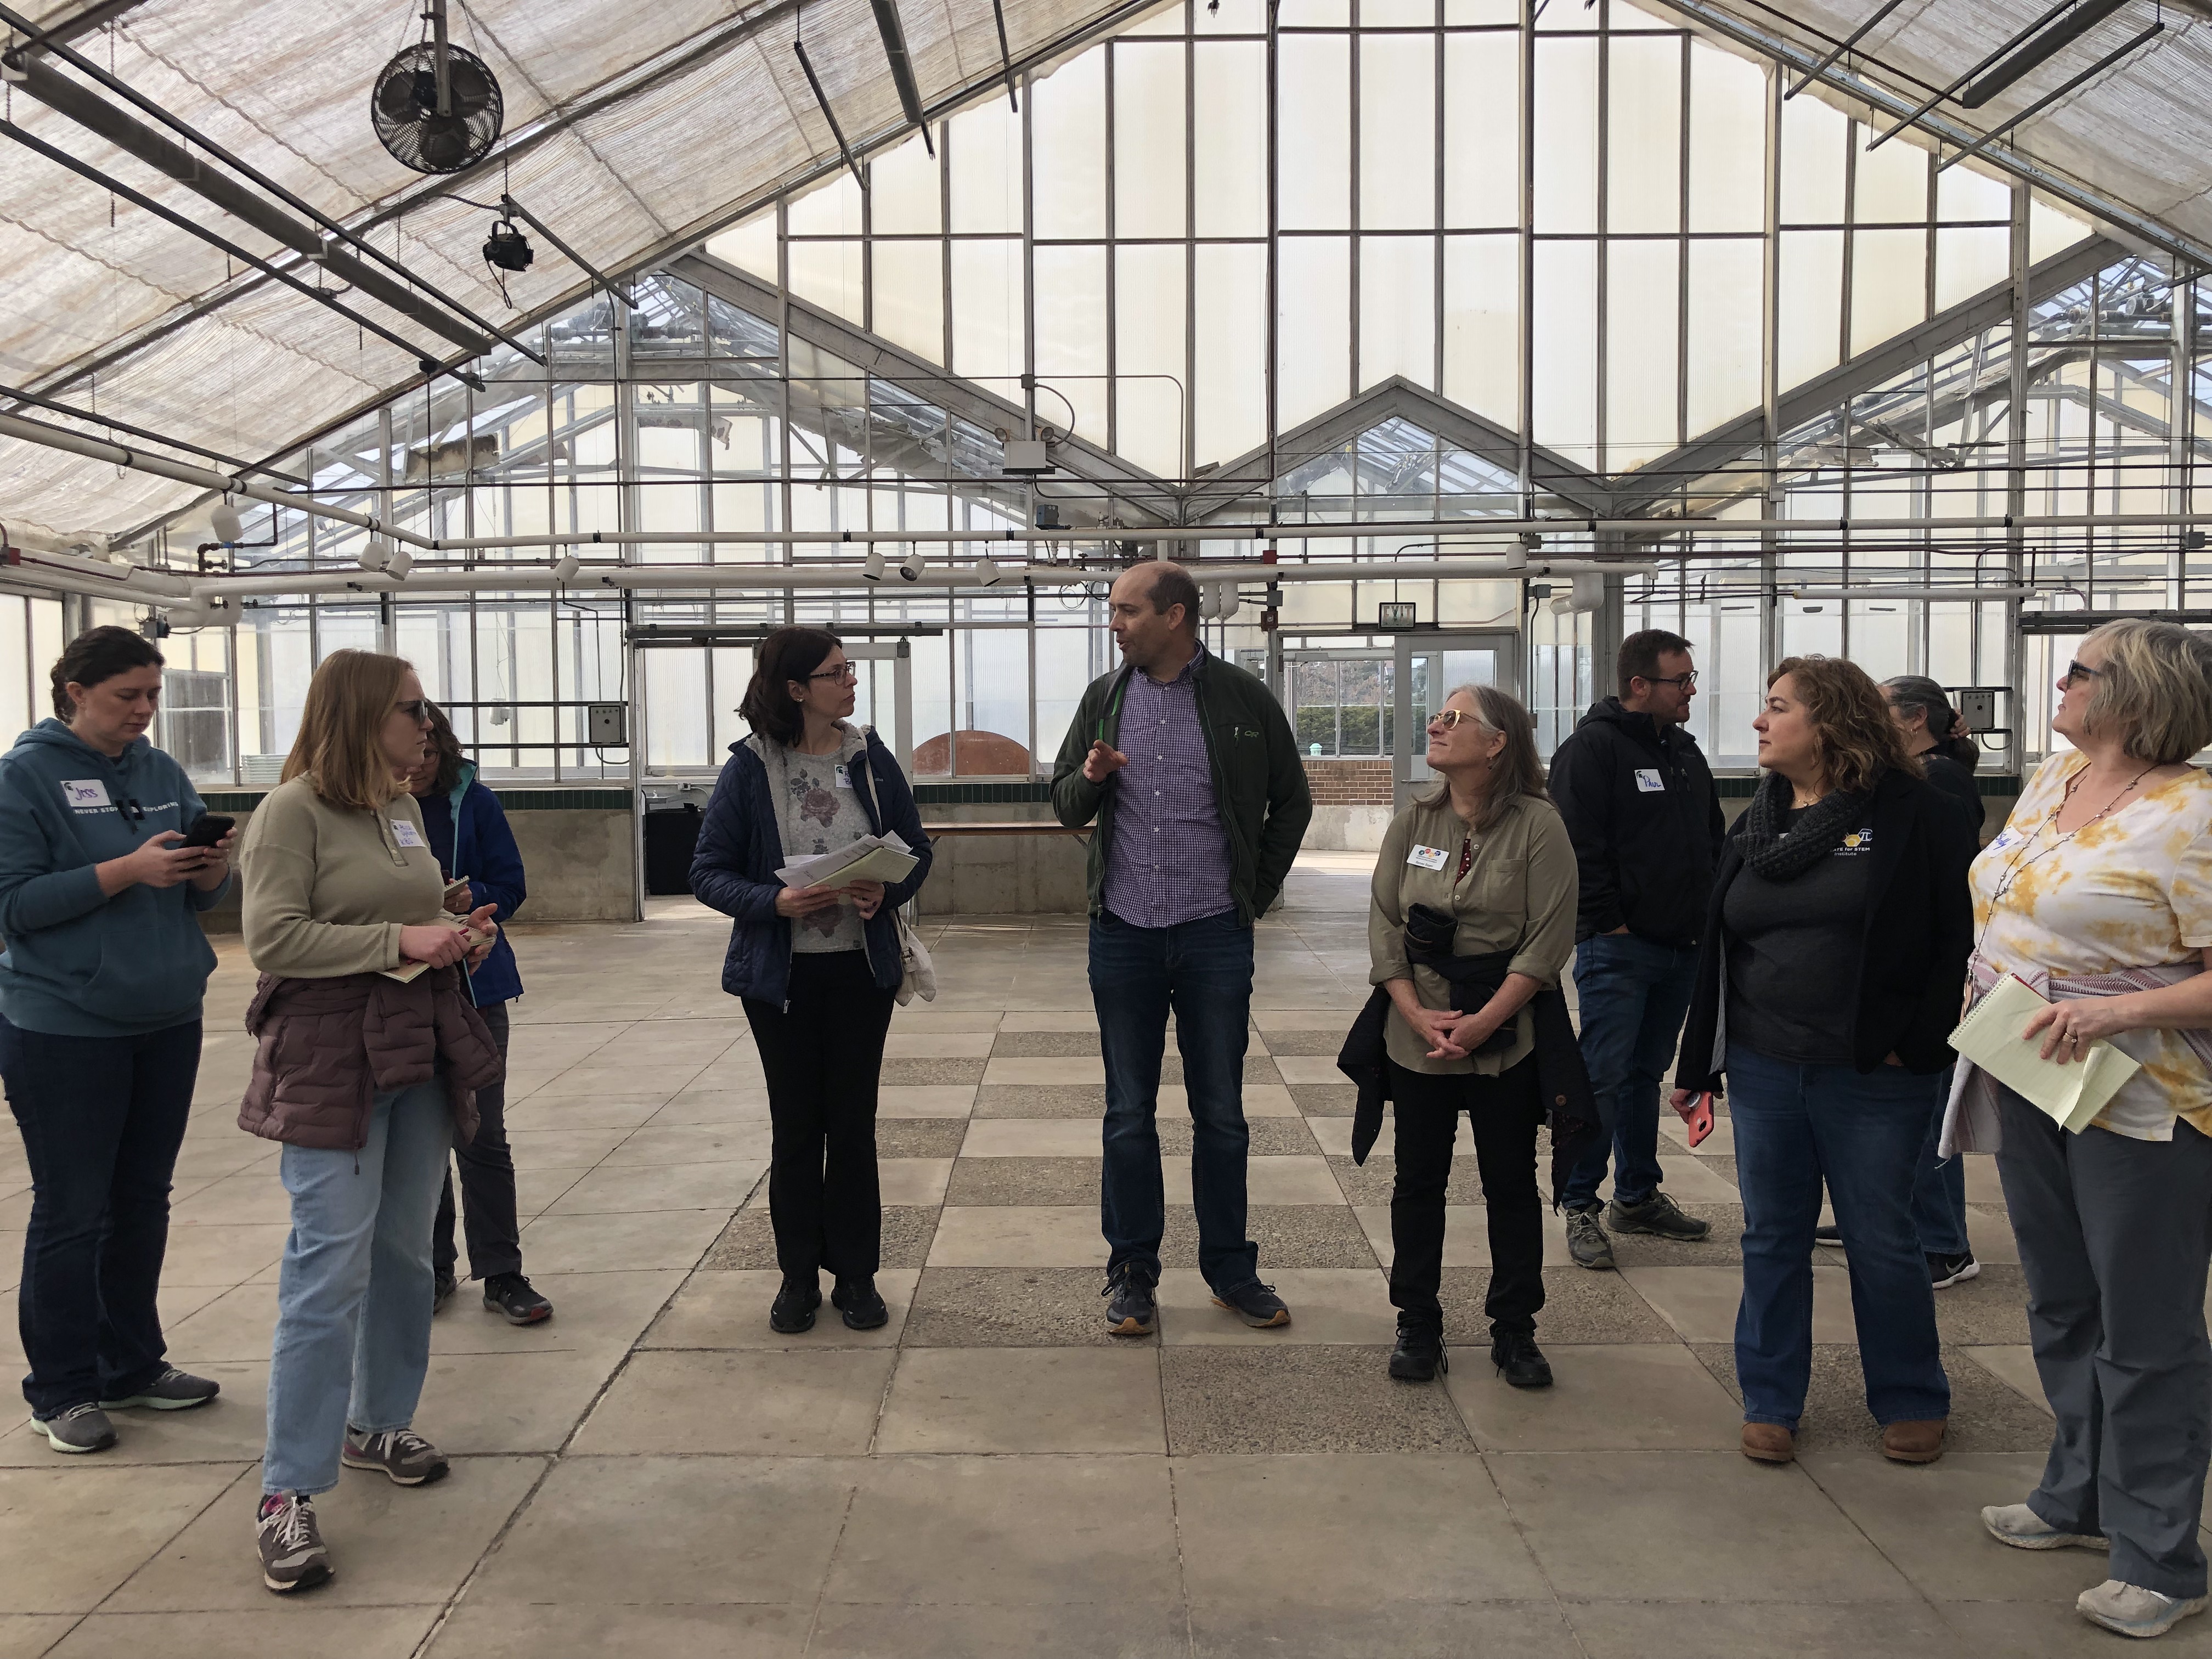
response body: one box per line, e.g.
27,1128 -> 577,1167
0,718 -> 224,1036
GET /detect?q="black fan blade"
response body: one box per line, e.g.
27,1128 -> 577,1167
445,59 -> 499,121
374,67 -> 420,123
416,117 -> 481,172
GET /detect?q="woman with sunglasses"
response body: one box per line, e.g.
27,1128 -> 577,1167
691,628 -> 932,1336
1954,622 -> 2212,1641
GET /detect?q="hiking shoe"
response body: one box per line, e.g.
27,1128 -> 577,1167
38,1402 -> 116,1454
1490,1330 -> 1552,1389
484,1273 -> 553,1325
99,1366 -> 219,1411
1929,1250 -> 1980,1289
1389,1318 -> 1447,1383
2079,1580 -> 2209,1640
769,1277 -> 821,1334
1982,1503 -> 2107,1553
341,1426 -> 449,1487
1606,1192 -> 1711,1241
831,1277 -> 889,1330
1742,1422 -> 1796,1464
433,1271 -> 458,1312
256,1492 -> 332,1594
1212,1280 -> 1292,1328
1814,1223 -> 1844,1249
1103,1265 -> 1158,1336
1565,1207 -> 1615,1269
1882,1418 -> 1947,1464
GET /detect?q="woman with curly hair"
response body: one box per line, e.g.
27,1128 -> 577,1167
1669,656 -> 1974,1469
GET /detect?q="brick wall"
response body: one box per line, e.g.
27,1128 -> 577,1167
1302,758 -> 1393,806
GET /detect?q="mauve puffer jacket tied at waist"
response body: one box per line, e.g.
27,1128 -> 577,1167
238,966 -> 505,1151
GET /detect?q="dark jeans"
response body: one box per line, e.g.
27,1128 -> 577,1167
1911,1070 -> 1970,1258
1564,931 -> 1697,1211
743,950 -> 896,1283
1726,1041 -> 1950,1428
1996,1089 -> 2212,1599
2,1014 -> 202,1418
434,1000 -> 517,1281
1386,1054 -> 1545,1338
1089,908 -> 1259,1296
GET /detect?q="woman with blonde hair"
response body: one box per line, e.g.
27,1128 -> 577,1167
237,651 -> 505,1594
1956,619 -> 2212,1641
1670,656 -> 1973,1469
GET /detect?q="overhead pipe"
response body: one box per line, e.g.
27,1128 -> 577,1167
868,0 -> 936,153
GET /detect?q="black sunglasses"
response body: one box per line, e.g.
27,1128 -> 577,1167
2061,661 -> 2102,688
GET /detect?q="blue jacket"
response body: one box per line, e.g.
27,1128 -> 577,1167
0,719 -> 228,1036
414,760 -> 526,1006
689,727 -> 932,1006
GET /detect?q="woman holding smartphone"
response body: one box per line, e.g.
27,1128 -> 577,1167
0,626 -> 237,1453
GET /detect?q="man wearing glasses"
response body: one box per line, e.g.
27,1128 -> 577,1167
1547,629 -> 1727,1270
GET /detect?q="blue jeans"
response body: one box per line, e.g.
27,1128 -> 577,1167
2,1017 -> 202,1418
1727,1042 -> 1951,1428
1564,932 -> 1697,1211
262,1080 -> 451,1496
1910,1072 -> 1970,1257
1089,909 -> 1258,1296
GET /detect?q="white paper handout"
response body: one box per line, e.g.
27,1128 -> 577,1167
1946,973 -> 2141,1135
776,831 -> 920,892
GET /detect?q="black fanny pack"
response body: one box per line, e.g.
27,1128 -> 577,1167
1403,902 -> 1517,1057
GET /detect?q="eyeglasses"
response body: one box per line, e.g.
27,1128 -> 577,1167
394,698 -> 429,720
1429,709 -> 1479,730
1641,670 -> 1699,691
806,664 -> 859,684
2061,660 -> 2102,688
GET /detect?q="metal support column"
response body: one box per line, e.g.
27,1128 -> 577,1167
2005,178 -> 2031,774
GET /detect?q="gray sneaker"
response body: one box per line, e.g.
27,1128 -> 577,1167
1606,1192 -> 1711,1240
2078,1579 -> 2208,1639
1982,1503 -> 2108,1552
1565,1207 -> 1615,1270
256,1492 -> 332,1594
100,1365 -> 220,1411
38,1402 -> 117,1454
341,1426 -> 449,1487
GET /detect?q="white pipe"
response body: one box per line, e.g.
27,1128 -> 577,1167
1780,586 -> 2046,601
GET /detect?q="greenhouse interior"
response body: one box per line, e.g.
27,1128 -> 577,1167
1,0 -> 2209,1651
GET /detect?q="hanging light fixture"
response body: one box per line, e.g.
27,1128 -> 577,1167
899,549 -> 926,582
863,550 -> 887,582
972,555 -> 1003,587
551,554 -> 580,583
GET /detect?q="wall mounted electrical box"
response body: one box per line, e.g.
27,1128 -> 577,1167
588,702 -> 629,746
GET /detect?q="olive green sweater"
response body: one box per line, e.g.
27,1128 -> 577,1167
239,777 -> 447,979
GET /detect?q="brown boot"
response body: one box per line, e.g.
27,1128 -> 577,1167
1741,1422 -> 1795,1464
1882,1419 -> 1946,1464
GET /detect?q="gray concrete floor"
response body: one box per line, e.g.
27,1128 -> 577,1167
0,853 -> 2203,1656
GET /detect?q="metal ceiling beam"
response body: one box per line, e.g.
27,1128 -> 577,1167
1640,0 -> 2212,276
5,0 -> 154,50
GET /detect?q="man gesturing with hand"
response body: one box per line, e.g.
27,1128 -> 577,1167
1051,560 -> 1311,1338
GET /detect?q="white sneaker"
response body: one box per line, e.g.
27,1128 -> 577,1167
1980,1503 -> 2107,1551
2078,1579 -> 2209,1639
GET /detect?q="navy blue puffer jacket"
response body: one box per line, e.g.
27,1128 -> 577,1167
688,726 -> 933,1007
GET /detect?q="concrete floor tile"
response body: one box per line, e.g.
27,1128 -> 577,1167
823,1455 -> 1178,1605
809,1600 -> 1188,1658
1933,1263 -> 2034,1346
1966,1203 -> 2022,1266
873,1086 -> 978,1119
0,1617 -> 75,1658
1607,1202 -> 1748,1268
989,1029 -> 1101,1057
1175,1452 -> 1551,1604
1189,1599 -> 1582,1658
110,1457 -> 542,1612
874,1119 -> 968,1159
512,1165 -> 592,1218
1353,1204 -> 1575,1269
1437,1268 -> 1679,1345
431,1268 -> 684,1356
467,1455 -> 856,1606
873,1158 -> 954,1206
958,1119 -> 1100,1158
1159,1154 -> 1341,1207
433,1604 -> 811,1657
501,1094 -> 670,1132
1158,1115 -> 1318,1155
642,1269 -> 919,1350
504,1126 -> 634,1170
1162,1082 -> 1301,1118
701,1207 -> 937,1272
574,1350 -> 893,1455
1161,1346 -> 1474,1454
1963,1155 -> 2004,1204
889,1011 -> 1004,1032
527,1064 -> 705,1100
1566,1600 -> 1957,1659
1162,1205 -> 1379,1270
1449,1343 -> 1747,1452
167,1171 -> 294,1229
46,1607 -> 442,1659
879,1058 -> 986,1087
1621,1263 -> 1858,1345
927,1206 -> 1105,1268
883,1031 -> 995,1058
1488,1451 -> 1918,1602
943,1156 -> 1099,1206
164,1282 -> 278,1363
970,1084 -> 1103,1118
1272,1056 -> 1348,1084
995,1012 -> 1103,1032
982,1056 -> 1105,1086
0,1363 -> 267,1468
1158,1268 -> 1392,1345
599,1122 -> 772,1167
151,1224 -> 291,1285
1931,1598 -> 2212,1657
516,1206 -> 730,1274
0,1463 -> 248,1612
876,1347 -> 1165,1453
541,1159 -> 761,1216
1308,1116 -> 1472,1160
644,1090 -> 772,1126
902,1267 -> 1143,1348
1960,1344 -> 2053,1414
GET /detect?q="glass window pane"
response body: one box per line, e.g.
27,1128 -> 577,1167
787,238 -> 864,324
1194,41 -> 1266,238
1532,238 -> 1596,461
1606,237 -> 1678,471
1277,235 -> 1351,426
1359,33 -> 1434,231
1032,49 -> 1106,239
1608,34 -> 1681,235
1115,244 -> 1187,476
1685,236 -> 1762,434
950,95 -> 1021,233
1115,42 -> 1187,239
704,210 -> 776,276
1359,235 -> 1436,391
1533,37 -> 1597,235
951,236 -> 1023,386
1279,35 -> 1350,230
872,239 -> 945,363
1853,125 -> 1929,226
1936,224 -> 2010,310
1779,228 -> 1843,387
1851,226 -> 1927,356
787,174 -> 862,237
1687,41 -> 1764,233
1443,31 -> 1518,230
1195,242 -> 1267,462
871,130 -> 941,235
1780,93 -> 1845,223
1442,233 -> 1519,426
1937,157 -> 2010,223
2030,197 -> 2093,263
1035,245 -> 1110,447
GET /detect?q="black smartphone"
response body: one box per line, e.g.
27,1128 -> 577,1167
179,811 -> 234,849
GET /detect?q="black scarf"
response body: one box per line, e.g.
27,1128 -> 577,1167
1734,771 -> 1870,883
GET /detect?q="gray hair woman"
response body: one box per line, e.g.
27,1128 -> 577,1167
1365,684 -> 1579,1389
1957,618 -> 2212,1641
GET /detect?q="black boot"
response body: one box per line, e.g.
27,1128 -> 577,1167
1389,1317 -> 1448,1383
1490,1329 -> 1553,1390
769,1276 -> 822,1334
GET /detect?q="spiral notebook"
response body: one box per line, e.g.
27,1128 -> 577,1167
1946,973 -> 2140,1134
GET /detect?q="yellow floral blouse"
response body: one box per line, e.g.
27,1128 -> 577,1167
1969,753 -> 2212,1141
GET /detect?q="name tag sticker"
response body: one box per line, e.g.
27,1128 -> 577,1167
1988,830 -> 2018,851
1407,844 -> 1450,871
1634,768 -> 1665,793
60,778 -> 109,809
833,765 -> 853,789
390,819 -> 426,849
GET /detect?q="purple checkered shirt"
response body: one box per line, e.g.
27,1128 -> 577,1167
1101,648 -> 1236,928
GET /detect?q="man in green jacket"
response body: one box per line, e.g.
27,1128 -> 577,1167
1050,561 -> 1312,1338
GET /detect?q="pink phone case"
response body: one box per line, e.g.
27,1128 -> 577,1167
1686,1093 -> 1716,1149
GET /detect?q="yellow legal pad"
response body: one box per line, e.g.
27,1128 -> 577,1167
1948,974 -> 2141,1134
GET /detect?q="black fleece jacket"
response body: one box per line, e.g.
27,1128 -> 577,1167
1547,698 -> 1726,946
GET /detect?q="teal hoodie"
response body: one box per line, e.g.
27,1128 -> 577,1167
0,719 -> 227,1037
